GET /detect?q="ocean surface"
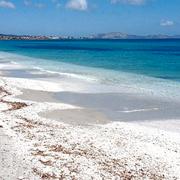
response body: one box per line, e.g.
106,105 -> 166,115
0,39 -> 180,101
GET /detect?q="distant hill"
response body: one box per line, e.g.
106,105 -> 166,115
88,32 -> 180,39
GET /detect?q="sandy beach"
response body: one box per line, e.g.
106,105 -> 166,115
1,60 -> 180,179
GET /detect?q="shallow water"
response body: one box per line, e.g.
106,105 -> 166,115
1,39 -> 180,82
55,92 -> 180,122
16,87 -> 180,122
0,40 -> 180,102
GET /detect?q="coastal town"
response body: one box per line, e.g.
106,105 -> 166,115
0,34 -> 74,40
0,33 -> 180,40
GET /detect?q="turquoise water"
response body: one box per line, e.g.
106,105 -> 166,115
0,40 -> 180,99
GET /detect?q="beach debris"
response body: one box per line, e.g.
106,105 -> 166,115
0,86 -> 28,112
32,150 -> 49,157
32,168 -> 57,179
39,159 -> 53,166
0,100 -> 28,112
0,86 -> 11,97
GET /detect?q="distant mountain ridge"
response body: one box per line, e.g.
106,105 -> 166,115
0,32 -> 180,40
88,32 -> 180,39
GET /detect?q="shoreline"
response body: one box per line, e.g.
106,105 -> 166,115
2,50 -> 180,102
0,59 -> 180,179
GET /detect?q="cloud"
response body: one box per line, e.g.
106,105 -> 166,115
111,0 -> 146,5
23,0 -> 45,8
160,20 -> 174,27
0,0 -> 15,9
66,0 -> 88,11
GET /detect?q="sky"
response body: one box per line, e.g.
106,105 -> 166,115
0,0 -> 179,36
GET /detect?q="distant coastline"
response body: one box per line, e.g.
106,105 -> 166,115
1,32 -> 180,40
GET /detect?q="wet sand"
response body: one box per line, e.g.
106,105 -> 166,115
17,89 -> 60,103
55,92 -> 180,122
17,89 -> 110,125
40,109 -> 110,126
17,88 -> 180,123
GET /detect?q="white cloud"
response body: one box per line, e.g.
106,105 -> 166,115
111,0 -> 145,5
66,0 -> 88,11
23,0 -> 45,8
160,20 -> 174,27
0,0 -> 15,9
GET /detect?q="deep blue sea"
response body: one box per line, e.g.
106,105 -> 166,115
0,39 -> 180,99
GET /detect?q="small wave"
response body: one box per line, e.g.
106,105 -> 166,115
36,67 -> 99,82
118,108 -> 159,113
0,51 -> 99,83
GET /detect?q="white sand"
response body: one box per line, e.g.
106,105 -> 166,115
0,127 -> 35,180
0,64 -> 180,179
